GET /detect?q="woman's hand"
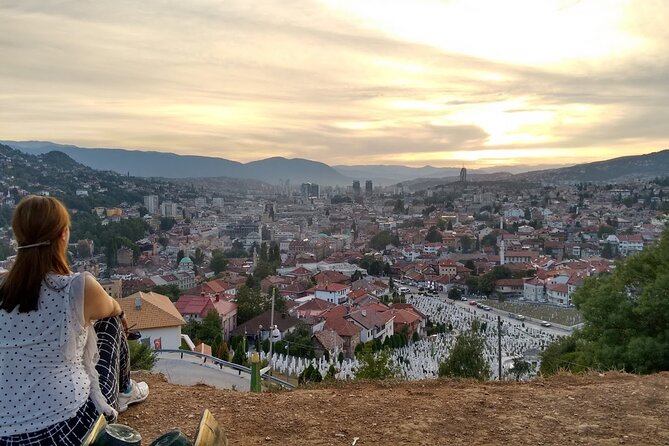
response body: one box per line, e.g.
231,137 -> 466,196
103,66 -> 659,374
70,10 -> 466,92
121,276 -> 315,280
120,311 -> 130,336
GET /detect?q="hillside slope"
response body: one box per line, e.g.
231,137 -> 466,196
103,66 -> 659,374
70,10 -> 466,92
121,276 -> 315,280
121,371 -> 669,445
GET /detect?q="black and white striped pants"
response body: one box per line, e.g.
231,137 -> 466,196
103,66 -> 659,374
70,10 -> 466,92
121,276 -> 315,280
0,317 -> 130,445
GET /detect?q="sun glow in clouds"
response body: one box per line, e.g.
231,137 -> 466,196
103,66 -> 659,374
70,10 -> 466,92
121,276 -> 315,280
321,0 -> 642,68
1,0 -> 667,167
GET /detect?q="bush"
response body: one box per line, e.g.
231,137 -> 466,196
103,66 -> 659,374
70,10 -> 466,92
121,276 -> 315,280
438,328 -> 489,380
129,340 -> 157,371
355,344 -> 398,380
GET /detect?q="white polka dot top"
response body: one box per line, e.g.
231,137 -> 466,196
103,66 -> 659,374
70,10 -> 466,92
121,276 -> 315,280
0,273 -> 91,437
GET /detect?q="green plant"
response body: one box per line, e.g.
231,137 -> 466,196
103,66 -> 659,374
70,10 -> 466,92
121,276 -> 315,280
355,344 -> 398,380
129,340 -> 157,371
438,327 -> 489,380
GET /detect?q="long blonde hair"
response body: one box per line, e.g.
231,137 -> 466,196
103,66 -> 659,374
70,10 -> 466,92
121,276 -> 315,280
0,196 -> 71,312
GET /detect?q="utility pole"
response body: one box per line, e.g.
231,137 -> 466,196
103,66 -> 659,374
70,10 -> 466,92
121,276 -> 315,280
497,315 -> 502,380
269,288 -> 276,378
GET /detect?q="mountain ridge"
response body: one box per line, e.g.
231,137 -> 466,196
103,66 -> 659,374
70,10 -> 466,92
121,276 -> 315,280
4,140 -> 668,187
2,141 -> 351,186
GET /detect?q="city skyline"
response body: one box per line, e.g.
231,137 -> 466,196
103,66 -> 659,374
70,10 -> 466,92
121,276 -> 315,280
1,0 -> 668,168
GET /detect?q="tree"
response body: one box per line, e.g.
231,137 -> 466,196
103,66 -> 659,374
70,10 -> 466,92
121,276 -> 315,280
425,226 -> 443,243
447,220 -> 453,231
232,338 -> 248,366
176,249 -> 185,266
351,270 -> 364,282
438,322 -> 490,380
597,224 -> 615,238
210,250 -> 228,275
198,310 -> 223,345
601,243 -> 616,259
224,240 -> 248,258
150,284 -> 181,302
266,286 -> 287,313
461,236 -> 472,253
193,247 -> 205,265
368,230 -> 399,250
355,344 -> 398,380
448,288 -> 462,301
541,228 -> 669,375
235,286 -> 267,324
509,357 -> 532,381
282,324 -> 314,357
160,217 -> 176,231
393,199 -> 405,214
479,266 -> 512,295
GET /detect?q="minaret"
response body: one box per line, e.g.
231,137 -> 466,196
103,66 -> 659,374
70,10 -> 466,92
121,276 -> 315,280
499,217 -> 505,266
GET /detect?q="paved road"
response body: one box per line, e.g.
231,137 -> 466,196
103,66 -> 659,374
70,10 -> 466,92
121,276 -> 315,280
402,284 -> 571,337
152,352 -> 251,392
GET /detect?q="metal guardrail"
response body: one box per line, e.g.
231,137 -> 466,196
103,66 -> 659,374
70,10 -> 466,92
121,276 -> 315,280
155,349 -> 295,389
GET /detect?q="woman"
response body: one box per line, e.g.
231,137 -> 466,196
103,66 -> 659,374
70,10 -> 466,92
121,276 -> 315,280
0,196 -> 149,445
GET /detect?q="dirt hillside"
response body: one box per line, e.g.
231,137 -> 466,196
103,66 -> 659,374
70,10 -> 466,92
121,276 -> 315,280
119,372 -> 669,445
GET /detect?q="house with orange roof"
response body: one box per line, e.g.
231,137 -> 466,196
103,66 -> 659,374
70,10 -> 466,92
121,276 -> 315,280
120,291 -> 186,350
347,288 -> 379,306
313,270 -> 350,285
345,304 -> 395,343
294,298 -> 336,319
322,306 -> 361,357
384,307 -> 423,338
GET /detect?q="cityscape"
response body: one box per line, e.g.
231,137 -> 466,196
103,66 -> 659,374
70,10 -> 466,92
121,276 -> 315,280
1,0 -> 669,444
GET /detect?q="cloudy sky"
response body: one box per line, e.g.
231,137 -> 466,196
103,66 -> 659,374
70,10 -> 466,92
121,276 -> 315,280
1,0 -> 667,167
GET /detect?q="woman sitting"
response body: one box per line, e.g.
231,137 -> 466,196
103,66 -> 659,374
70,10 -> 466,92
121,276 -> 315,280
0,196 -> 149,445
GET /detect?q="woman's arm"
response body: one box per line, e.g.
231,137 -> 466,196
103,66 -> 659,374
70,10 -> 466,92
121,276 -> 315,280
83,273 -> 122,323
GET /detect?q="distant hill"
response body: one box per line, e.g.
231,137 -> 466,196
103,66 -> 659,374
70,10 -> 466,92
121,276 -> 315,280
516,149 -> 669,183
333,165 -> 462,185
2,141 -> 351,186
333,163 -> 572,186
0,143 -> 150,210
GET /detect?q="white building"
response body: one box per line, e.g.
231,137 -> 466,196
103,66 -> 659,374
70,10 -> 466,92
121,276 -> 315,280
314,283 -> 350,304
120,292 -> 186,350
617,234 -> 644,256
144,195 -> 160,214
160,201 -> 178,218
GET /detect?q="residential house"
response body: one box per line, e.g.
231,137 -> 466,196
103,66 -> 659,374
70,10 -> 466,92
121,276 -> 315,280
210,294 -> 238,340
494,278 -> 525,299
523,277 -> 545,302
313,283 -> 351,304
175,293 -> 217,322
345,304 -> 394,343
120,292 -> 186,350
231,310 -> 301,342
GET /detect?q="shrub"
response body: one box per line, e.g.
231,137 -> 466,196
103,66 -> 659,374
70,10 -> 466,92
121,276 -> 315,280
129,340 -> 157,371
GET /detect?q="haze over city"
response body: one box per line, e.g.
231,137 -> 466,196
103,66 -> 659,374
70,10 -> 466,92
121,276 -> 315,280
1,0 -> 668,168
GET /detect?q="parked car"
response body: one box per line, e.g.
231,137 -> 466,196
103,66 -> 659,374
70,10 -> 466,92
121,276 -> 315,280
461,297 -> 469,302
541,321 -> 552,327
516,314 -> 526,321
469,300 -> 478,306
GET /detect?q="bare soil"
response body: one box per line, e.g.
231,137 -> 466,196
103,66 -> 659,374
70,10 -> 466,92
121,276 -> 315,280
120,371 -> 669,445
